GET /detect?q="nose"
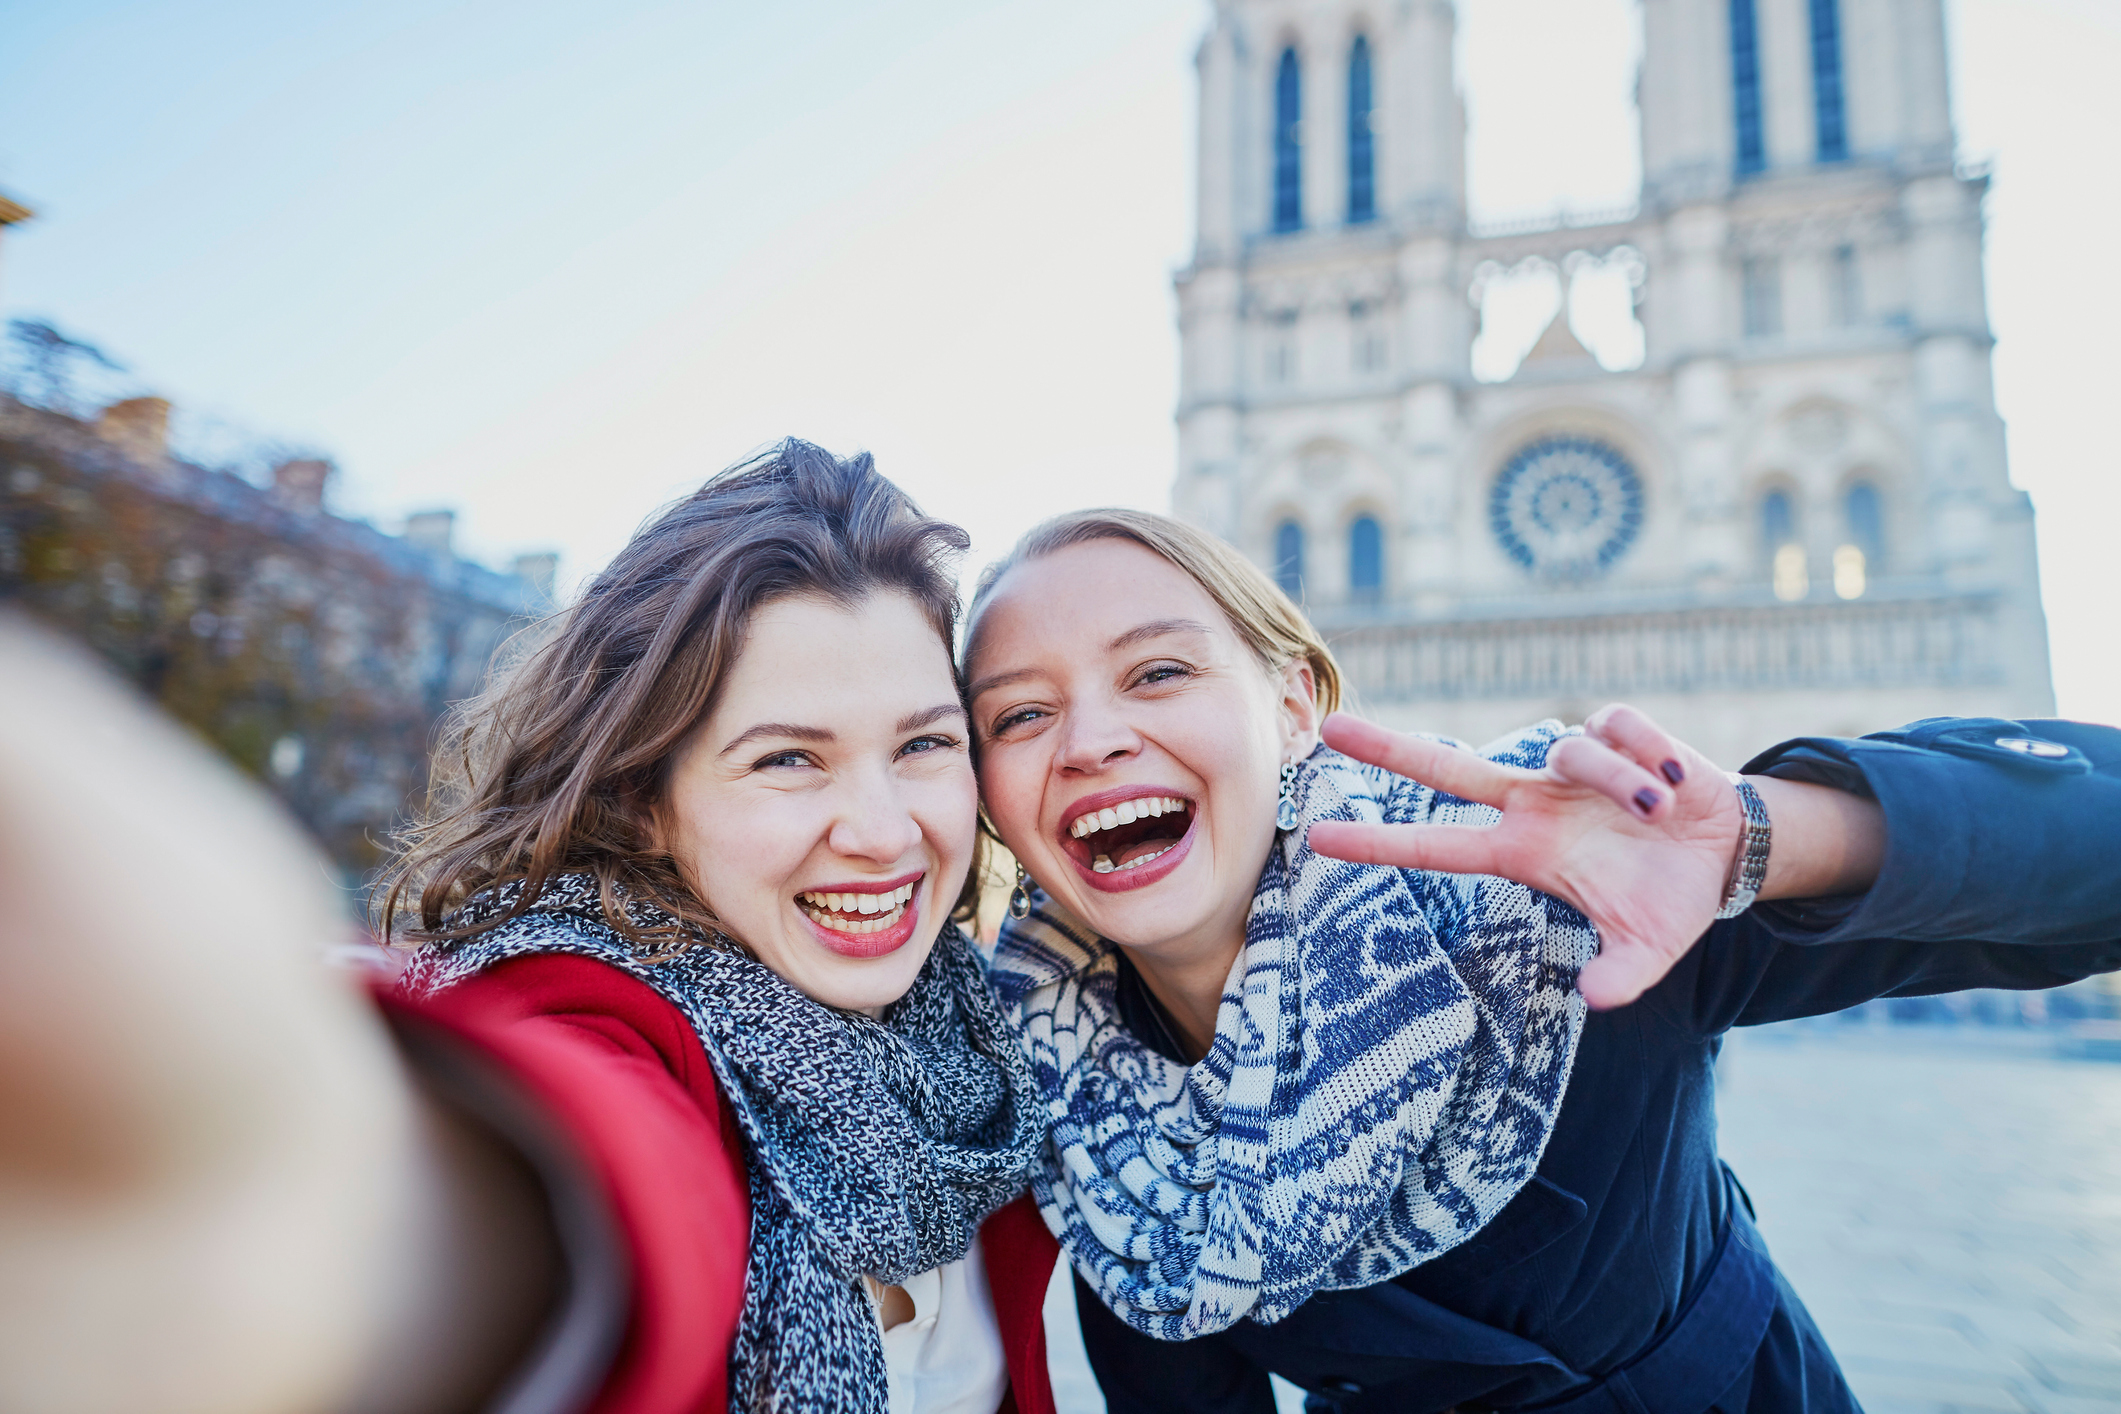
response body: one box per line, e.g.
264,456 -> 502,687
825,766 -> 925,865
1053,695 -> 1141,776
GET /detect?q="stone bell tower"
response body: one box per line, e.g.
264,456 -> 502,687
1172,0 -> 2053,766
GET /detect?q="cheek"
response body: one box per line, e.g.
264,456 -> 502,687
669,792 -> 814,914
976,753 -> 1044,856
914,765 -> 981,862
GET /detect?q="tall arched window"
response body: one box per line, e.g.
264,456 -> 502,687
1844,481 -> 1883,561
1761,488 -> 1796,552
1762,488 -> 1807,600
1346,36 -> 1376,224
1810,0 -> 1848,162
1273,47 -> 1303,233
1274,519 -> 1306,599
1348,514 -> 1383,602
1731,0 -> 1765,177
1834,479 -> 1881,599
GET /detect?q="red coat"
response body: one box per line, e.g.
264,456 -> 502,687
395,953 -> 1061,1414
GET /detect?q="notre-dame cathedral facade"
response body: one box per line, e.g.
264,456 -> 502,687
1171,0 -> 2053,766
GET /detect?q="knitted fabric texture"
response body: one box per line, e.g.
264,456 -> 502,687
402,873 -> 1044,1414
988,725 -> 1597,1341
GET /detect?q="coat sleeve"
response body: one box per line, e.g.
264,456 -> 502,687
1643,717 -> 2121,1035
388,952 -> 752,1414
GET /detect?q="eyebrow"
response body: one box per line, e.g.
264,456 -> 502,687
717,703 -> 965,757
966,618 -> 1217,701
1107,618 -> 1216,652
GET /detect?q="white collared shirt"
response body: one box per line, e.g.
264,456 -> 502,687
873,1239 -> 1009,1414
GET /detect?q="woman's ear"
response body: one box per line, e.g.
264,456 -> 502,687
1277,658 -> 1321,760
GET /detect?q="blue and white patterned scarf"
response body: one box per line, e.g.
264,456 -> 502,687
402,873 -> 1044,1413
988,724 -> 1598,1340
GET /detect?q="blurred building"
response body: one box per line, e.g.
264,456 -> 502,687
0,390 -> 556,881
1173,0 -> 2052,764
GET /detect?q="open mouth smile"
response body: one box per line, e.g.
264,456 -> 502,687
1060,789 -> 1197,892
796,873 -> 923,957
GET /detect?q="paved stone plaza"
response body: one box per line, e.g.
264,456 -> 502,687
1042,1023 -> 2121,1413
1716,1023 -> 2121,1413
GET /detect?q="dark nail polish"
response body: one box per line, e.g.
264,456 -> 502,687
1633,788 -> 1660,816
1660,759 -> 1685,785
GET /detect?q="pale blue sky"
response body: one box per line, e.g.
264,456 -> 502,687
2,0 -> 2116,722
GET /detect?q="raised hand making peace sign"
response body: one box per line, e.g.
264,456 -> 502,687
1307,704 -> 1887,1009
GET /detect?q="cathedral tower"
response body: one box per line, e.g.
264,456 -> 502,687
1172,0 -> 2052,763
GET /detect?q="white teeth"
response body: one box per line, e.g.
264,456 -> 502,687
1093,855 -> 1114,873
796,881 -> 918,920
1070,797 -> 1190,840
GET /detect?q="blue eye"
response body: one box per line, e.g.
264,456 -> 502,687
990,707 -> 1047,737
898,733 -> 961,758
754,750 -> 813,770
1134,663 -> 1191,688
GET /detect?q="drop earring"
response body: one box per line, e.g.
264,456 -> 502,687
1008,862 -> 1034,919
1276,758 -> 1300,832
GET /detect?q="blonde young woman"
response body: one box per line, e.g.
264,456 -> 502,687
962,510 -> 2121,1414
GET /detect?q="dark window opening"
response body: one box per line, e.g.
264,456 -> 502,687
1349,515 -> 1383,602
1732,0 -> 1766,177
1810,0 -> 1848,162
1347,36 -> 1376,224
1274,47 -> 1304,233
1274,519 -> 1306,599
1845,481 -> 1883,563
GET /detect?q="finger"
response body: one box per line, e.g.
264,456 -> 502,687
1320,712 -> 1521,807
1575,938 -> 1680,1011
1547,733 -> 1673,822
1306,821 -> 1508,877
1583,703 -> 1690,790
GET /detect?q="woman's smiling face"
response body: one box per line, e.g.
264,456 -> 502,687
967,538 -> 1316,964
657,591 -> 977,1013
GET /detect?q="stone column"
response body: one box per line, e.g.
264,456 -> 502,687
1194,13 -> 1240,261
1640,0 -> 1735,205
1304,20 -> 1344,233
1385,0 -> 1462,228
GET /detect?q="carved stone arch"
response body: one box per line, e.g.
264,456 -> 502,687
1744,396 -> 1910,507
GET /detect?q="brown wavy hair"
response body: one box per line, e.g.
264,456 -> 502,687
377,439 -> 977,950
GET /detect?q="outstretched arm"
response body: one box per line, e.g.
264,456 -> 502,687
1306,705 -> 1885,1010
0,615 -> 557,1413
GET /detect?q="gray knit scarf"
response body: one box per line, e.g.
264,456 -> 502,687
988,724 -> 1597,1341
402,873 -> 1044,1413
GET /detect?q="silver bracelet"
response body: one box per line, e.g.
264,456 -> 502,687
1716,775 -> 1772,919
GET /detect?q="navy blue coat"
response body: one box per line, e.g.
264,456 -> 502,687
1074,718 -> 2121,1414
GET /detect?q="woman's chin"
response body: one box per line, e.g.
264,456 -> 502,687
1054,849 -> 1216,951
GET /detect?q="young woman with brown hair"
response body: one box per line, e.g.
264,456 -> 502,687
0,440 -> 1062,1414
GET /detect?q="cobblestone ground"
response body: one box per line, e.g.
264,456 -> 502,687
1717,1023 -> 2121,1414
1042,1024 -> 2121,1414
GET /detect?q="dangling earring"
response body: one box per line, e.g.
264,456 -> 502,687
1008,862 -> 1034,919
1276,758 -> 1300,832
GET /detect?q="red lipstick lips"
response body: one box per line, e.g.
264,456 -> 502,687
1059,787 -> 1196,894
797,870 -> 925,959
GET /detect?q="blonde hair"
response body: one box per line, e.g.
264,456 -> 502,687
966,508 -> 1342,714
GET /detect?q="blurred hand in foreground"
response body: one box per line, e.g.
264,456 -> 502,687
0,614 -> 551,1414
1307,705 -> 1883,1010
